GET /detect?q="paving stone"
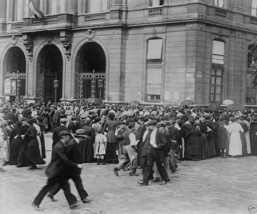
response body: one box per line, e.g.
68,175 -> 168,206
0,135 -> 257,214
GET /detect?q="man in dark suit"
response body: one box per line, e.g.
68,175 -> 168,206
48,136 -> 91,203
135,116 -> 146,166
32,131 -> 81,211
52,118 -> 69,149
138,120 -> 169,186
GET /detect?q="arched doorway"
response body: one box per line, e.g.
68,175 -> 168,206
2,47 -> 26,102
75,42 -> 106,100
37,45 -> 63,103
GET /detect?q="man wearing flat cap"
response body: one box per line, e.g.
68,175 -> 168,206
52,118 -> 69,150
113,122 -> 138,176
138,120 -> 169,186
32,130 -> 81,210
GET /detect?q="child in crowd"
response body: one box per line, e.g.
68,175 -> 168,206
94,124 -> 107,165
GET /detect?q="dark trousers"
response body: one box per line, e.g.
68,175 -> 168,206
33,177 -> 77,206
49,175 -> 89,200
143,148 -> 169,184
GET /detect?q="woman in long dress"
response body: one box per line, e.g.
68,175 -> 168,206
226,118 -> 244,157
250,116 -> 257,155
103,112 -> 118,163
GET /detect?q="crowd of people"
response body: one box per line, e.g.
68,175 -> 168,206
0,100 -> 257,209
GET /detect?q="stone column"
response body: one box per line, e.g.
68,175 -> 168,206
0,0 -> 7,32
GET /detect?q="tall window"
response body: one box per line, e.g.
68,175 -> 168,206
43,0 -> 63,15
12,0 -> 24,21
210,40 -> 225,102
214,0 -> 226,8
251,0 -> 257,16
85,0 -> 109,13
146,38 -> 163,102
149,0 -> 164,7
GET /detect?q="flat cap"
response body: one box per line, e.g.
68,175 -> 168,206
145,120 -> 158,126
58,130 -> 71,137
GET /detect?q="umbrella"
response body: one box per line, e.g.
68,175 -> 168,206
208,103 -> 222,111
222,99 -> 234,106
181,99 -> 194,106
86,97 -> 101,105
130,101 -> 140,106
226,103 -> 244,111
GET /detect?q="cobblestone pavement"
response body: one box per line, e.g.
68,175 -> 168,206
1,134 -> 257,214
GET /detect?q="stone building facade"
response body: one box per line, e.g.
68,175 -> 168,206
0,0 -> 256,105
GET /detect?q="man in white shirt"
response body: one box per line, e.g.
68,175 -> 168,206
113,122 -> 139,176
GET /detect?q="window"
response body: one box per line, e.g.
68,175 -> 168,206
251,0 -> 257,16
149,0 -> 164,7
212,40 -> 225,64
210,68 -> 223,102
85,0 -> 109,13
210,40 -> 225,102
12,0 -> 24,21
214,0 -> 226,8
44,0 -> 63,15
146,38 -> 163,102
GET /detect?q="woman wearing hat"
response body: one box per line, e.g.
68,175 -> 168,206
81,118 -> 95,162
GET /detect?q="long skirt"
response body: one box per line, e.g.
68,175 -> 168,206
207,132 -> 216,157
40,134 -> 46,159
9,137 -> 23,165
228,132 -> 242,156
105,142 -> 118,163
240,132 -> 247,156
25,145 -> 45,165
201,134 -> 210,159
245,132 -> 251,154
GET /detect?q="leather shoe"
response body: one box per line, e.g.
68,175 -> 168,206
129,171 -> 139,176
138,181 -> 148,186
159,180 -> 169,185
32,203 -> 44,211
82,197 -> 92,203
113,168 -> 119,176
70,202 -> 79,210
151,177 -> 161,182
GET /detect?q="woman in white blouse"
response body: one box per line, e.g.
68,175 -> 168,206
226,117 -> 244,157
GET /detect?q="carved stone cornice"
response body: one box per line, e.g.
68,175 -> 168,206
11,35 -> 18,46
85,29 -> 95,41
60,31 -> 71,61
22,34 -> 33,62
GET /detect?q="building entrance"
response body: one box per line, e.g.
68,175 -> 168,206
37,45 -> 63,103
75,42 -> 106,100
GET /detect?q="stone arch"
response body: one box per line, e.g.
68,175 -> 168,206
0,43 -> 28,98
34,41 -> 65,102
72,37 -> 110,100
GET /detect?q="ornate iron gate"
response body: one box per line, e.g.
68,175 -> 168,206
79,70 -> 105,100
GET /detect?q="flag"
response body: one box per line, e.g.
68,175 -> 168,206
29,0 -> 44,21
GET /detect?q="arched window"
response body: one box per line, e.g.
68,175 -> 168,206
146,38 -> 163,102
149,0 -> 164,7
210,40 -> 225,103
